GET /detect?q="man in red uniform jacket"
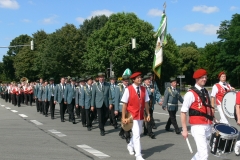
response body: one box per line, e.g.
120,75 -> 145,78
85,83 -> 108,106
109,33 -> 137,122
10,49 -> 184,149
121,72 -> 150,160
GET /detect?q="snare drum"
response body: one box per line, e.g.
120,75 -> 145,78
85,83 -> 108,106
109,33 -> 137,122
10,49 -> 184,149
209,123 -> 239,156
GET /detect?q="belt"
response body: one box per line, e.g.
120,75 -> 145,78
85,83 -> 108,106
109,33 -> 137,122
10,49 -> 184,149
119,103 -> 123,105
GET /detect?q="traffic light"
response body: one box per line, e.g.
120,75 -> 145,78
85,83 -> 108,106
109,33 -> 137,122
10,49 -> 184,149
30,40 -> 34,50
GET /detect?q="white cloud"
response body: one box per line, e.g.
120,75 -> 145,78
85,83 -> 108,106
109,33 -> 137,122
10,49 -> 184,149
28,0 -> 34,5
40,15 -> 58,24
230,6 -> 238,11
87,9 -> 113,19
0,0 -> 19,9
171,0 -> 178,3
203,24 -> 219,35
76,17 -> 84,24
184,23 -> 219,35
22,19 -> 31,23
192,5 -> 219,14
147,9 -> 162,17
76,9 -> 113,24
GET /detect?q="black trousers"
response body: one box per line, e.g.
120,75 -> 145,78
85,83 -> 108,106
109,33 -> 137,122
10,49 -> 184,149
24,93 -> 28,105
28,94 -> 33,106
96,104 -> 109,131
81,106 -> 86,125
85,109 -> 94,128
49,96 -> 55,118
39,101 -> 43,113
36,98 -> 39,112
165,110 -> 179,131
44,101 -> 49,115
5,92 -> 8,102
67,98 -> 75,122
59,99 -> 67,121
144,108 -> 154,134
12,94 -> 16,106
16,95 -> 21,107
8,93 -> 11,103
21,93 -> 24,104
75,104 -> 80,117
110,105 -> 118,126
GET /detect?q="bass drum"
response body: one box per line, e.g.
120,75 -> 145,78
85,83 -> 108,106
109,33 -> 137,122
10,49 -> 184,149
221,91 -> 236,119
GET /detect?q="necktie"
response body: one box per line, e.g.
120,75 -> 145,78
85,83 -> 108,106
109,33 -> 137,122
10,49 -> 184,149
201,89 -> 206,102
223,83 -> 227,91
137,86 -> 140,98
173,88 -> 175,92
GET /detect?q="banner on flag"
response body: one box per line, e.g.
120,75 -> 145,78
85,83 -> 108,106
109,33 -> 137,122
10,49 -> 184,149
153,9 -> 167,78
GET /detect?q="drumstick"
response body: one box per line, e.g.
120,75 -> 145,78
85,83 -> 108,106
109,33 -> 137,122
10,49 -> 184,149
186,138 -> 193,154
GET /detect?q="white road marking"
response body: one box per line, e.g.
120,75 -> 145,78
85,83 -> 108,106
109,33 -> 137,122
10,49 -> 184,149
19,114 -> 28,118
11,110 -> 18,113
77,144 -> 110,159
5,107 -> 11,109
30,120 -> 43,125
48,129 -> 66,137
154,111 -> 180,117
1,105 -> 5,107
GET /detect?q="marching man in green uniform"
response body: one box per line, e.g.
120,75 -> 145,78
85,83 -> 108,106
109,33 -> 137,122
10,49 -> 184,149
91,72 -> 113,136
162,77 -> 183,134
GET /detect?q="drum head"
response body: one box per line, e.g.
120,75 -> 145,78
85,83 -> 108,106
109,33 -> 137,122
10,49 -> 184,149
221,91 -> 236,119
214,123 -> 238,135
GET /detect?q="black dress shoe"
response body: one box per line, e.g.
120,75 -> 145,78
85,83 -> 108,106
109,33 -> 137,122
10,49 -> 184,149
61,119 -> 65,122
51,117 -> 54,120
165,128 -> 173,132
72,121 -> 76,124
83,124 -> 86,127
87,127 -> 91,131
114,125 -> 118,129
100,131 -> 105,136
69,119 -> 72,122
149,133 -> 156,139
175,129 -> 181,134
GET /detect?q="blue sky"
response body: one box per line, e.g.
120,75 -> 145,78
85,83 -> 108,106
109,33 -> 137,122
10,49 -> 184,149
0,0 -> 239,61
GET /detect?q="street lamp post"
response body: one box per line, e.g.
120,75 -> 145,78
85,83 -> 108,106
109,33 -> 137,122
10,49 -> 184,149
0,40 -> 34,50
109,38 -> 136,77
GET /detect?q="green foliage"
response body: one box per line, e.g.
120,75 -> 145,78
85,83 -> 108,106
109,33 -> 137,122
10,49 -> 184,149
216,13 -> 240,86
83,12 -> 155,77
178,46 -> 199,85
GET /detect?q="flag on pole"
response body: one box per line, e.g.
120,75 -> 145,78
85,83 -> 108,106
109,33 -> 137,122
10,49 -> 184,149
153,8 -> 167,78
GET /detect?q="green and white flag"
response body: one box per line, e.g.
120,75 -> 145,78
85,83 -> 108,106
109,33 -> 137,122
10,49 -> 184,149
153,11 -> 167,78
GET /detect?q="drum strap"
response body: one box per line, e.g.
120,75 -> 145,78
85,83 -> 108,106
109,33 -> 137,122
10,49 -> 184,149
190,87 -> 213,109
189,108 -> 214,121
189,87 -> 214,121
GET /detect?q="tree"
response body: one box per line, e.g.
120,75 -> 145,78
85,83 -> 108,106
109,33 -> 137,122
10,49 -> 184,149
2,34 -> 32,80
216,13 -> 240,86
84,12 -> 155,77
39,23 -> 84,80
197,42 -> 220,85
179,46 -> 199,85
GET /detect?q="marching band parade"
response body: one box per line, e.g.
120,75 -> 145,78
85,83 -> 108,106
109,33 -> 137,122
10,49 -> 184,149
1,1 -> 240,160
0,69 -> 240,160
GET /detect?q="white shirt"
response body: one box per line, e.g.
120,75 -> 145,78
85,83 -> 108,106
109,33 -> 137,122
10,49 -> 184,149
211,81 -> 232,97
121,83 -> 150,103
181,84 -> 203,113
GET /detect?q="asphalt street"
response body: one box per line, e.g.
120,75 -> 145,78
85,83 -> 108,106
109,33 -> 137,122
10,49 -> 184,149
0,99 -> 239,160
